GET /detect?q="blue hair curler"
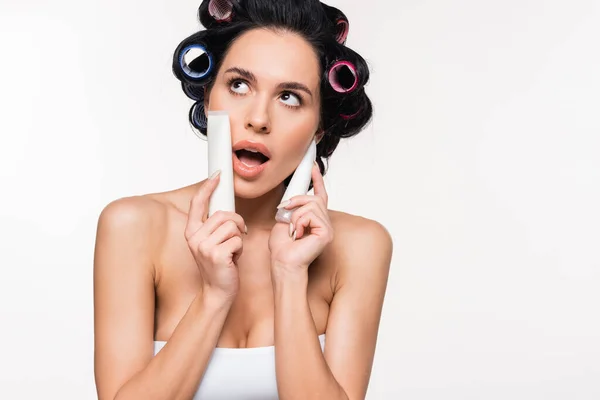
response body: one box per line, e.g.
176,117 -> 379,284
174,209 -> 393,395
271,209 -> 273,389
189,101 -> 208,139
182,82 -> 205,102
179,44 -> 213,81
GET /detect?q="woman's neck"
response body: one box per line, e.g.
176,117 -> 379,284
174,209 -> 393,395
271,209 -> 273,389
234,184 -> 286,232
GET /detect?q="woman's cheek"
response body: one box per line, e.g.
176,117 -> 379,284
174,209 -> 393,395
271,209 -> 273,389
207,86 -> 232,110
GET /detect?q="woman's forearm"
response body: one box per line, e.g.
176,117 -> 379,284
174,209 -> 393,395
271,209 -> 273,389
272,266 -> 348,400
112,292 -> 231,400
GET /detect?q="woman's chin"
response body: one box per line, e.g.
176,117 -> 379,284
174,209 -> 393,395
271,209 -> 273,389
233,176 -> 282,200
233,177 -> 266,199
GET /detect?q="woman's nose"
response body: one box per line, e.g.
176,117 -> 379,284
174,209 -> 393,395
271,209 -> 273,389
245,98 -> 271,134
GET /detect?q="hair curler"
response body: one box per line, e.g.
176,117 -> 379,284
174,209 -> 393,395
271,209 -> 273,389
208,0 -> 234,22
328,61 -> 358,93
190,102 -> 208,135
179,44 -> 213,81
182,82 -> 204,102
335,18 -> 349,45
207,110 -> 235,216
275,139 -> 317,224
321,3 -> 349,45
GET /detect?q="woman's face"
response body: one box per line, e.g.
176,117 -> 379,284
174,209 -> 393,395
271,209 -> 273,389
205,28 -> 321,199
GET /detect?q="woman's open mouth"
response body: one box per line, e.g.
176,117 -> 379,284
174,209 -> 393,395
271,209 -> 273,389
232,148 -> 270,178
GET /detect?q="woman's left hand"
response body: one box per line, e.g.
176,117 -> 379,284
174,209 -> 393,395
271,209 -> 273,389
269,162 -> 334,274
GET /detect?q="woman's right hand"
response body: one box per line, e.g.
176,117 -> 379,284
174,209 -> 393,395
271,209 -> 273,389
184,171 -> 246,302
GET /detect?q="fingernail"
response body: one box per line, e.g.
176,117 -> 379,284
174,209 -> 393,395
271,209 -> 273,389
210,170 -> 221,180
289,222 -> 294,237
313,160 -> 318,167
292,230 -> 297,241
278,200 -> 291,209
244,225 -> 248,235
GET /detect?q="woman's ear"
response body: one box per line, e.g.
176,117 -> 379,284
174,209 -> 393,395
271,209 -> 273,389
203,86 -> 210,117
315,129 -> 325,144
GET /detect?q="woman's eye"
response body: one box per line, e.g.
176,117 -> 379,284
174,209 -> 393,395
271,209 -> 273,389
230,80 -> 249,94
280,92 -> 301,107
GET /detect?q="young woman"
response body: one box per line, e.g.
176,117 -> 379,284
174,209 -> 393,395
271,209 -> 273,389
93,1 -> 393,399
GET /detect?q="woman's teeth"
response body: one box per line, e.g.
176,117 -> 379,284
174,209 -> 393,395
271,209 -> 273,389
236,149 -> 268,167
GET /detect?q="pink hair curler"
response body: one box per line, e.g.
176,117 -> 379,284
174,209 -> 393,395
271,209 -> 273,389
335,18 -> 349,44
328,61 -> 358,93
208,0 -> 234,22
340,107 -> 361,120
321,3 -> 349,45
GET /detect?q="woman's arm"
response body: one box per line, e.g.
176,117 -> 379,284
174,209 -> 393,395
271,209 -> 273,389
271,217 -> 393,400
93,197 -> 233,400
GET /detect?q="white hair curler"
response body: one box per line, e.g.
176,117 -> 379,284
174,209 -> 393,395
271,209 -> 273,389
207,110 -> 235,216
275,139 -> 317,224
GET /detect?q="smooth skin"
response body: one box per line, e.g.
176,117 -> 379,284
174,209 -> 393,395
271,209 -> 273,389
94,27 -> 393,400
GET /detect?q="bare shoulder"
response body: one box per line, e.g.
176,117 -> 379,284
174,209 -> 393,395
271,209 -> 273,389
95,192 -> 179,268
93,192 -> 182,399
96,181 -> 198,237
327,210 -> 394,284
97,195 -> 168,238
328,210 -> 393,254
315,211 -> 393,400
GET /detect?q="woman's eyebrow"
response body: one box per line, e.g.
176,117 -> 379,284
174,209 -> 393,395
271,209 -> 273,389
225,67 -> 256,82
224,67 -> 313,98
276,82 -> 313,98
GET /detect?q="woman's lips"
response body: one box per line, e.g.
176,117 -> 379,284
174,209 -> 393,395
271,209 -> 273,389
232,139 -> 272,159
232,151 -> 269,179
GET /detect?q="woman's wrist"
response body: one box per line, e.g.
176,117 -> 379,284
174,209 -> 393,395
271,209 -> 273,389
270,261 -> 309,289
196,287 -> 235,313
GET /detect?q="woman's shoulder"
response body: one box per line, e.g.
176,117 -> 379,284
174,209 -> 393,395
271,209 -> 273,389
95,184 -> 198,251
97,182 -> 200,227
328,209 -> 392,244
94,195 -> 168,264
326,210 -> 394,278
98,194 -> 167,230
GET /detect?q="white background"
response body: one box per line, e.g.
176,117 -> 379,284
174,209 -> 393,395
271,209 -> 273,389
1,0 -> 599,398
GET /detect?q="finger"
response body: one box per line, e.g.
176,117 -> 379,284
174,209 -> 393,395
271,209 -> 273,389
311,161 -> 328,205
290,203 -> 328,237
197,211 -> 246,241
222,236 -> 244,265
201,235 -> 243,267
185,171 -> 221,239
203,220 -> 244,248
286,200 -> 328,226
293,212 -> 328,240
277,194 -> 326,213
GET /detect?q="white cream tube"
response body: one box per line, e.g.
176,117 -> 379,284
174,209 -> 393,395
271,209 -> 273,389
275,138 -> 317,223
207,110 -> 235,216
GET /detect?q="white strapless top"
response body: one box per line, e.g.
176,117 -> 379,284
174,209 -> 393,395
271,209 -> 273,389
153,334 -> 326,400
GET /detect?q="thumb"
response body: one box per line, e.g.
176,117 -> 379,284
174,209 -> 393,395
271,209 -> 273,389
184,170 -> 221,240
